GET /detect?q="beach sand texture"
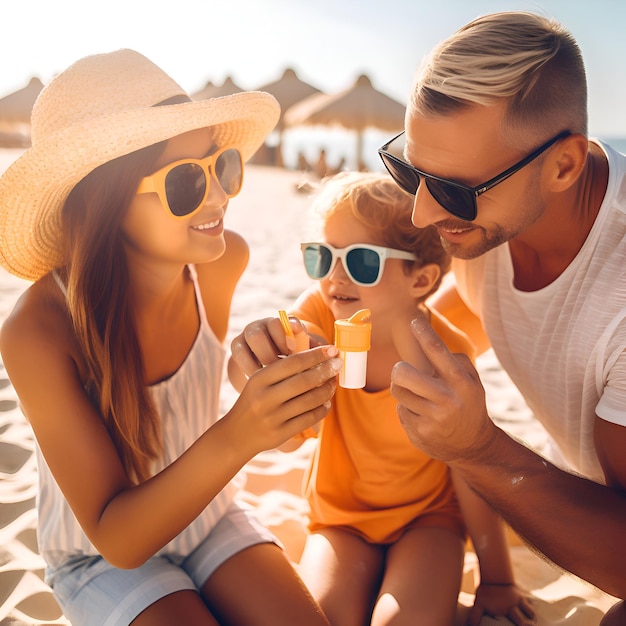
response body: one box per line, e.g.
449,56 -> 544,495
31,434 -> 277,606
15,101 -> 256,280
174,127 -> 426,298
0,149 -> 617,624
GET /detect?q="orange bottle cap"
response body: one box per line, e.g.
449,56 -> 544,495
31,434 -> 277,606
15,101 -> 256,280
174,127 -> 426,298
334,309 -> 371,352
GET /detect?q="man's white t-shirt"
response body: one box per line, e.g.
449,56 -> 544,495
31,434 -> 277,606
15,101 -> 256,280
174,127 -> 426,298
455,140 -> 626,484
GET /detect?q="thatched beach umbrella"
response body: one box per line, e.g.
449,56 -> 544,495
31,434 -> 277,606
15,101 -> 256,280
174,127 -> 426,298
192,76 -> 244,100
191,80 -> 215,99
0,77 -> 44,123
284,74 -> 405,169
256,68 -> 322,166
257,68 -> 321,131
0,77 -> 44,146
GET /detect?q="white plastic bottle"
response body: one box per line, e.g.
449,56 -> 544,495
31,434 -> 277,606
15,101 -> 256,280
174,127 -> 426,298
334,309 -> 372,389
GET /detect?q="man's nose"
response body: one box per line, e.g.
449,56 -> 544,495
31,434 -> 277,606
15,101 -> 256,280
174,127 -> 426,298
410,183 -> 450,228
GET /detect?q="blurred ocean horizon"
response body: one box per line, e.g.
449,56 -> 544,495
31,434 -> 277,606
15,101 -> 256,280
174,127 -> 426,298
2,131 -> 625,177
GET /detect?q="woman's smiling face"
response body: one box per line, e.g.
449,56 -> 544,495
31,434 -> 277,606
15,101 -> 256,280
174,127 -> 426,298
122,128 -> 230,268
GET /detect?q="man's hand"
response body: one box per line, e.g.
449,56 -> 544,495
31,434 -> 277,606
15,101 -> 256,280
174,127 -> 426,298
390,310 -> 498,464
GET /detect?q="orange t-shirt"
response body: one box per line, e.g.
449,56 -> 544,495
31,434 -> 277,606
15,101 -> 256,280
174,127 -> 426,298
290,286 -> 475,544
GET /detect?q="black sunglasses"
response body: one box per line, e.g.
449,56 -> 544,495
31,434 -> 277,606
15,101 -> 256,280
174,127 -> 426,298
136,146 -> 243,218
378,130 -> 571,221
301,242 -> 417,287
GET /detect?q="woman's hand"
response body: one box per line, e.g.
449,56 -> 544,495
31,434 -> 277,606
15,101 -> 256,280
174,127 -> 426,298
225,344 -> 341,456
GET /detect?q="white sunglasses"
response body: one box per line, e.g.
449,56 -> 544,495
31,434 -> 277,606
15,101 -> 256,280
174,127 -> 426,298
301,242 -> 417,287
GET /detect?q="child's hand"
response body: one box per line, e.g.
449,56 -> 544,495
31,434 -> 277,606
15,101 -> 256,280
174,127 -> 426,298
467,583 -> 536,626
231,316 -> 311,378
225,345 -> 342,455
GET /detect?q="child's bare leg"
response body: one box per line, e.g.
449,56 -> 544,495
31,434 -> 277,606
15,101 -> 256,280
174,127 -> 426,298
298,528 -> 385,626
372,526 -> 464,626
201,542 -> 330,625
130,589 -> 219,625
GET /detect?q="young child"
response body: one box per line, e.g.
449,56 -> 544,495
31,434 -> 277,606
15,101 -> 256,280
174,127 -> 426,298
230,172 -> 535,626
0,50 -> 341,626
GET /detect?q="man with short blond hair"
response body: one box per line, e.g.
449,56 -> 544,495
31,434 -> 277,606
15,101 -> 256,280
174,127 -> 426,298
379,11 -> 626,625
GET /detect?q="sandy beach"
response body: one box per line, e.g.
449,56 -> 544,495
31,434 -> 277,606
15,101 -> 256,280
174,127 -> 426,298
0,148 -> 617,625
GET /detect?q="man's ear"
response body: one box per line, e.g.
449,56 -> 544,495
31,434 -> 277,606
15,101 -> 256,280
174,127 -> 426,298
409,263 -> 441,299
547,133 -> 588,192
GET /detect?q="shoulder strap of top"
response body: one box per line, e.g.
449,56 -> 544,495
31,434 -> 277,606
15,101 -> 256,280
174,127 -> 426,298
52,269 -> 68,298
186,264 -> 209,329
53,266 -> 211,331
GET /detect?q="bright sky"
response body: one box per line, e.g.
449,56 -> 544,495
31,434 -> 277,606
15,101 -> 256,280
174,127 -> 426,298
2,0 -> 624,137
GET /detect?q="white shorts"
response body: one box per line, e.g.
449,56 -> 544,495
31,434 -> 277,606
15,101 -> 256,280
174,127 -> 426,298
46,501 -> 280,626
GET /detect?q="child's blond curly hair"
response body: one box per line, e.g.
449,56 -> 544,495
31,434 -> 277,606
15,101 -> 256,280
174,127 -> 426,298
308,171 -> 450,300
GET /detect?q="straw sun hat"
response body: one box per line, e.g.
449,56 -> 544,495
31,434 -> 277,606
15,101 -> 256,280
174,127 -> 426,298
0,49 -> 280,281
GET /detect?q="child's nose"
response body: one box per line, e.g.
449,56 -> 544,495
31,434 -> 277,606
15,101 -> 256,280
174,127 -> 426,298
328,259 -> 350,283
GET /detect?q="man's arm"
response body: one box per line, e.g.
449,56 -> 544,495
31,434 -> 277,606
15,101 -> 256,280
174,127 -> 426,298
390,311 -> 626,600
452,424 -> 626,598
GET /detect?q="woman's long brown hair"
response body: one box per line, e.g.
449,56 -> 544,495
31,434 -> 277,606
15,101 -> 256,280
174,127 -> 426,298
61,142 -> 167,483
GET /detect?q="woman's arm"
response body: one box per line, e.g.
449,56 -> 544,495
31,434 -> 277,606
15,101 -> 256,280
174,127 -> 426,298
1,284 -> 341,569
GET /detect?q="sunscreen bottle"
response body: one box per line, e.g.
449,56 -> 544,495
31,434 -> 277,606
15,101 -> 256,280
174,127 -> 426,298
334,309 -> 372,388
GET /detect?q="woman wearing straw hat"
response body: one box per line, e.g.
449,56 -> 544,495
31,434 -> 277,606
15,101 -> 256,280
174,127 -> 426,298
0,49 -> 340,625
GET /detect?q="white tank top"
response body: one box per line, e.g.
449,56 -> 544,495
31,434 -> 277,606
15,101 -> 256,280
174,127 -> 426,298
38,265 -> 242,568
455,140 -> 626,484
